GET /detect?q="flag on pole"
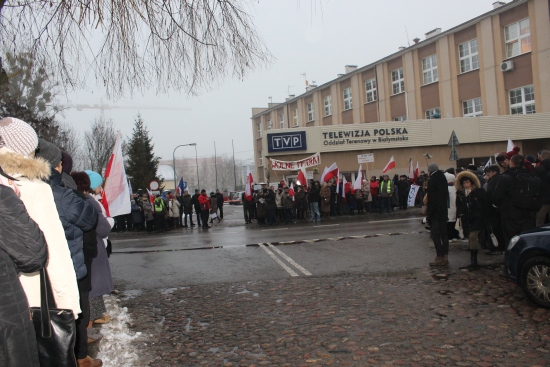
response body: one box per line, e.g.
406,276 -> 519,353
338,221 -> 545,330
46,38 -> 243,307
484,158 -> 492,169
146,188 -> 155,204
128,178 -> 133,197
289,181 -> 295,200
323,163 -> 339,182
341,175 -> 347,200
414,162 -> 419,183
507,139 -> 515,152
320,166 -> 329,182
296,167 -> 308,189
101,134 -> 131,217
408,158 -> 415,184
353,165 -> 363,190
244,166 -> 254,201
382,156 -> 396,174
176,177 -> 184,195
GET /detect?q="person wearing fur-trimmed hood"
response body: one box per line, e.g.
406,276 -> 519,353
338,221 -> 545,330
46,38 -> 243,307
455,171 -> 487,269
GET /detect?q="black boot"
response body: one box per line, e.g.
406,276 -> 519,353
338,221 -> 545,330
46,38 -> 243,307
468,250 -> 478,270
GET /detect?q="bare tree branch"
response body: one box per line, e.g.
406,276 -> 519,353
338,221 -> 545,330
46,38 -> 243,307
0,1 -> 272,98
84,117 -> 117,174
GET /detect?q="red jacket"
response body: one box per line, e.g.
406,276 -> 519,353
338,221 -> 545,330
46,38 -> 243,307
198,193 -> 211,211
370,180 -> 379,196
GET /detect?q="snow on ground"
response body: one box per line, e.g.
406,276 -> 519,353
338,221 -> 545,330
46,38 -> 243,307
96,294 -> 144,367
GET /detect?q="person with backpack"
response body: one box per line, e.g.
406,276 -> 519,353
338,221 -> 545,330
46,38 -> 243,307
493,154 -> 542,248
153,194 -> 166,231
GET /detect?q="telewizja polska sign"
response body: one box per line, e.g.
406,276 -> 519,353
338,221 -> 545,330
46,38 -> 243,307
322,127 -> 409,146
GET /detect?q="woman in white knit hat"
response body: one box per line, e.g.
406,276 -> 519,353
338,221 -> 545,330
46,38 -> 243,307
0,117 -> 81,318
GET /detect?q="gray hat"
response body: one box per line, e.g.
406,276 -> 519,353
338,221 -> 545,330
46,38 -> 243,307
428,163 -> 439,173
36,139 -> 62,169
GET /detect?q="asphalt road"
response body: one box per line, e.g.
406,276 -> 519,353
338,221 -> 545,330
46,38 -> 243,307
109,206 -> 479,289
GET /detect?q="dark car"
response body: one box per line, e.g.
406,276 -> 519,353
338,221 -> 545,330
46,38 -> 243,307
505,225 -> 550,308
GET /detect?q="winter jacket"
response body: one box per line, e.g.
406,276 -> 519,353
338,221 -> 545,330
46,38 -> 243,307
493,167 -> 541,220
0,148 -> 81,317
320,185 -> 331,212
534,159 -> 550,205
282,191 -> 294,209
131,202 -> 143,224
395,180 -> 410,197
198,193 -> 211,211
210,196 -> 218,213
255,192 -> 267,217
216,192 -> 224,208
192,193 -> 202,211
275,191 -> 283,209
0,185 -> 47,367
295,190 -> 308,209
49,169 -> 97,280
142,200 -> 154,221
308,185 -> 321,203
169,198 -> 180,218
182,193 -> 193,214
362,183 -> 372,202
370,180 -> 379,197
426,170 -> 449,223
455,171 -> 486,233
379,180 -> 394,197
265,190 -> 277,210
87,194 -> 114,298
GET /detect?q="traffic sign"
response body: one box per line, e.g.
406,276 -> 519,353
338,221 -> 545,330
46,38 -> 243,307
448,131 -> 460,146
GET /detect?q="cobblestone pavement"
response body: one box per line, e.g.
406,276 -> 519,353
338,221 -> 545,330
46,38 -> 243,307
118,265 -> 550,367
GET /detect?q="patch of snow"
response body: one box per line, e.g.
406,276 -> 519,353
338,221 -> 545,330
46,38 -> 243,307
120,289 -> 143,300
236,289 -> 251,294
96,295 -> 144,367
160,288 -> 178,295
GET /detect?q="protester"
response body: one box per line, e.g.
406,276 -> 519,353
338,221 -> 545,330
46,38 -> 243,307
191,189 -> 202,227
0,117 -> 81,318
444,172 -> 459,241
426,163 -> 450,266
182,189 -> 194,228
215,189 -> 224,220
534,150 -> 550,226
295,185 -> 308,220
141,193 -> 154,232
0,176 -> 47,367
362,179 -> 373,214
131,199 -> 143,231
320,182 -> 331,218
370,176 -> 379,212
209,191 -> 221,224
265,187 -> 278,225
255,189 -> 267,225
153,194 -> 166,231
275,187 -> 284,221
198,189 -> 211,229
379,175 -> 394,213
456,171 -> 487,269
282,186 -> 294,224
242,190 -> 255,224
395,175 -> 410,210
168,194 -> 180,228
308,181 -> 321,223
484,164 -> 505,253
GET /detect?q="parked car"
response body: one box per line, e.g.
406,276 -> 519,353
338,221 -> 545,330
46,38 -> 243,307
229,191 -> 244,205
505,225 -> 550,308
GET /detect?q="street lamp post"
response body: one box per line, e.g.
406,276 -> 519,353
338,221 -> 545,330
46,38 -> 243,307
173,143 -> 198,192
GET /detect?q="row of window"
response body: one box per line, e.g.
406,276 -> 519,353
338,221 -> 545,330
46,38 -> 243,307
259,84 -> 535,136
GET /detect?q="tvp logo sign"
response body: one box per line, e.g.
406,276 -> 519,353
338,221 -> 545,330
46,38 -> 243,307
267,131 -> 307,153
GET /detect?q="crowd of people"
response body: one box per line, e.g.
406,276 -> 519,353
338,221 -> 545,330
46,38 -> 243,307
425,147 -> 548,270
0,117 -> 114,367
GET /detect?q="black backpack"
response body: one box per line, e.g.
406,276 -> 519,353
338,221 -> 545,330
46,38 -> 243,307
511,171 -> 541,211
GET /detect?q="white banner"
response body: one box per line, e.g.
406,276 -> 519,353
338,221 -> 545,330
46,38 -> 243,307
270,152 -> 321,171
407,184 -> 420,208
357,153 -> 374,163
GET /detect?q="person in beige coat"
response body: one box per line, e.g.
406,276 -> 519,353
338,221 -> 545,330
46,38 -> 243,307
0,117 -> 80,317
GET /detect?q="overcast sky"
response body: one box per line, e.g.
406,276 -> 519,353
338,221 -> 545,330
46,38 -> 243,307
59,0 -> 498,164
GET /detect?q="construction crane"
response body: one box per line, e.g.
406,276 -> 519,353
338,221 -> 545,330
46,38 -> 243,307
75,99 -> 191,119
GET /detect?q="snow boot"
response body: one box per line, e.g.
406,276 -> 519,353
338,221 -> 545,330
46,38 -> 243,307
77,356 -> 103,367
429,256 -> 445,267
468,250 -> 478,270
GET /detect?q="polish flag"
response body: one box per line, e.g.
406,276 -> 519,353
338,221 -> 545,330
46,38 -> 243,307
101,134 -> 131,217
408,158 -> 415,184
382,156 -> 396,174
353,165 -> 363,190
414,162 -> 419,183
289,181 -> 295,200
507,138 -> 515,152
296,167 -> 308,190
320,166 -> 329,182
146,189 -> 155,204
323,163 -> 339,182
341,175 -> 347,200
244,166 -> 254,201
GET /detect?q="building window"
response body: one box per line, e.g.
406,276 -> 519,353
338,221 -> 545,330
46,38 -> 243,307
394,115 -> 407,122
422,55 -> 438,85
324,95 -> 332,116
257,123 -> 262,138
458,39 -> 479,73
293,108 -> 298,126
307,102 -> 314,122
279,114 -> 284,129
365,78 -> 377,103
343,87 -> 353,110
505,18 -> 531,58
259,152 -> 263,167
391,68 -> 405,95
462,97 -> 482,117
425,107 -> 441,119
267,118 -> 272,129
509,85 -> 535,115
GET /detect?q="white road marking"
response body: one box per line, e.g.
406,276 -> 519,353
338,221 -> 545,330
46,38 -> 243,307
319,224 -> 340,227
267,244 -> 312,276
366,217 -> 419,224
262,228 -> 289,231
259,243 -> 298,277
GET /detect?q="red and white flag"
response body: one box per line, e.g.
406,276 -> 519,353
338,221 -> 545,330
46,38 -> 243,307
323,163 -> 339,182
353,165 -> 363,190
146,189 -> 155,204
507,138 -> 515,152
244,166 -> 254,201
382,156 -> 396,174
296,167 -> 307,189
289,181 -> 295,200
101,134 -> 131,217
414,161 -> 419,183
341,175 -> 347,200
408,158 -> 415,184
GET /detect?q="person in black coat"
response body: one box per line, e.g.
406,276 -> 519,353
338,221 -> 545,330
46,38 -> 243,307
395,175 -> 410,210
308,181 -> 321,222
456,171 -> 487,269
484,165 -> 505,253
215,189 -> 224,220
0,181 -> 47,367
426,163 -> 450,267
534,150 -> 550,226
191,189 -> 202,227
